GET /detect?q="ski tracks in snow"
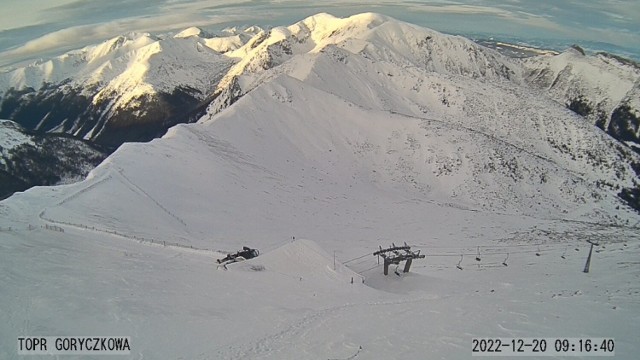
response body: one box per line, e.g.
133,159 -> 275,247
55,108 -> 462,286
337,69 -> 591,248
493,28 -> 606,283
215,294 -> 440,359
114,168 -> 187,227
35,169 -> 225,259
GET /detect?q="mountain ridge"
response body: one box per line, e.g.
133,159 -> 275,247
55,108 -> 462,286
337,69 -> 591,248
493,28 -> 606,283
1,13 -> 638,150
0,31 -> 237,146
0,12 -> 639,207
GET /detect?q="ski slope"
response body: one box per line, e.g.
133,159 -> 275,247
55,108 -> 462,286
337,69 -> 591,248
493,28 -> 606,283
2,190 -> 639,359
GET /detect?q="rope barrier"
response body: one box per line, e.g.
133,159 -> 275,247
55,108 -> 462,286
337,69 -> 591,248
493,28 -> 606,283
343,253 -> 371,264
357,264 -> 381,274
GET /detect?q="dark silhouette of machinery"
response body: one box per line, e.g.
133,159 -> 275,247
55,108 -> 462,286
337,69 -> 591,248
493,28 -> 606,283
217,246 -> 260,265
373,242 -> 425,275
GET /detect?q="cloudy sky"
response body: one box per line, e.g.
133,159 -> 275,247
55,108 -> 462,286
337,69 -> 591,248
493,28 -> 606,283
0,0 -> 639,67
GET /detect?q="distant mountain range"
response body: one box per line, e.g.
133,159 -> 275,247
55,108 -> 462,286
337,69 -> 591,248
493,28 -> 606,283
0,12 -> 639,217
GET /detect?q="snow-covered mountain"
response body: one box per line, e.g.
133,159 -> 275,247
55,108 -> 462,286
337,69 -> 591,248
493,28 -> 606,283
524,47 -> 640,152
1,12 -> 639,223
205,13 -> 518,115
199,13 -> 640,216
202,13 -> 640,157
0,120 -> 106,199
2,12 -> 640,360
0,29 -> 251,146
1,12 -> 639,217
2,11 -> 640,236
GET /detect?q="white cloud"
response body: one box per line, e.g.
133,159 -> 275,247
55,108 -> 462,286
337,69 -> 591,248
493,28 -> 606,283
0,0 -> 78,31
400,2 -> 638,51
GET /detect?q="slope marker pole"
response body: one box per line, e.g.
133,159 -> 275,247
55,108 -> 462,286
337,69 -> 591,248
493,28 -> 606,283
583,240 -> 599,273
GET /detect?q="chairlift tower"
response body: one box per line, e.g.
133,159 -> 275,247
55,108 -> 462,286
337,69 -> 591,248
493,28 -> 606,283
373,242 -> 425,275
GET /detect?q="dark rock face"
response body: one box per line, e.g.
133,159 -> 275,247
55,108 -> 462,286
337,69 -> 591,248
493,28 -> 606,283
566,96 -> 610,133
562,92 -> 639,154
609,105 -> 640,147
0,84 -> 203,148
564,97 -> 640,155
85,86 -> 204,147
567,96 -> 592,118
206,77 -> 244,118
619,186 -> 640,213
0,169 -> 29,200
0,80 -> 209,198
561,93 -> 640,155
0,84 -> 94,133
616,154 -> 640,214
0,131 -> 108,199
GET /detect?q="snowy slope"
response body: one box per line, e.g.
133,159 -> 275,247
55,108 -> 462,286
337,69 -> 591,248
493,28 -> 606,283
7,72 -> 634,249
199,13 -> 640,218
2,217 -> 639,359
207,13 -> 517,115
1,12 -> 640,360
524,48 -> 640,150
205,13 -> 640,154
0,119 -> 33,154
524,48 -> 639,126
